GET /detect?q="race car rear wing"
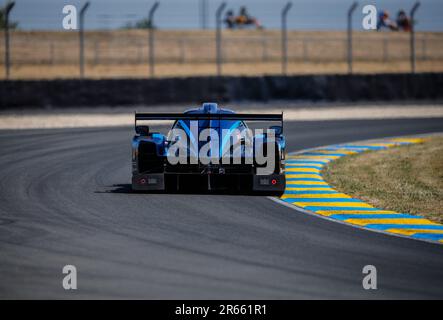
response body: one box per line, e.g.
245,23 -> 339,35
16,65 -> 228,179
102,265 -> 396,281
135,112 -> 284,132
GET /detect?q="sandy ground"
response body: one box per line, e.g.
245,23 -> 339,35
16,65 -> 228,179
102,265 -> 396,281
3,61 -> 443,79
1,103 -> 443,129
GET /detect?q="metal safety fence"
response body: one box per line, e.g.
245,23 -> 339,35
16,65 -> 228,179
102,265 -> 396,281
2,32 -> 441,65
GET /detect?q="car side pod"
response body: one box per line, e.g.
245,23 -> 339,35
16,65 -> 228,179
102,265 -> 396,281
252,174 -> 286,194
132,173 -> 165,191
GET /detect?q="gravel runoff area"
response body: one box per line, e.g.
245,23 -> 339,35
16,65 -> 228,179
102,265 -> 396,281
323,135 -> 443,224
1,103 -> 443,130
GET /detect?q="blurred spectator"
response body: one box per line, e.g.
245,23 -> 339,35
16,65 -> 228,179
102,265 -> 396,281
396,10 -> 412,31
224,10 -> 235,29
377,10 -> 398,31
236,6 -> 262,29
224,6 -> 262,29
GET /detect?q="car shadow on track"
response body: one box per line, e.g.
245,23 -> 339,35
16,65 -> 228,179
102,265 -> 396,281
96,184 -> 278,197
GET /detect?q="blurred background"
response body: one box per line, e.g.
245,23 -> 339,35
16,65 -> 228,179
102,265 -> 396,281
1,0 -> 443,79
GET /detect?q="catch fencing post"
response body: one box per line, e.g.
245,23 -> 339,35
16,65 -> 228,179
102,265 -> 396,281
50,42 -> 55,65
216,2 -> 226,77
410,2 -> 420,73
347,2 -> 358,74
302,38 -> 308,63
382,37 -> 388,62
148,2 -> 160,77
79,2 -> 90,79
179,38 -> 186,64
94,41 -> 99,65
3,1 -> 15,79
262,36 -> 268,62
281,2 -> 292,75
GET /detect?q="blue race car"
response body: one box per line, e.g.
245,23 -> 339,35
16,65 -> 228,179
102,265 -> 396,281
132,103 -> 285,195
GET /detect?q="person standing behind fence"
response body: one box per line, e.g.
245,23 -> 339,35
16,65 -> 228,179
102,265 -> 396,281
224,10 -> 235,29
396,10 -> 412,32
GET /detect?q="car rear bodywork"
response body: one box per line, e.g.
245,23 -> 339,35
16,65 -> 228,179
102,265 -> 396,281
131,103 -> 286,195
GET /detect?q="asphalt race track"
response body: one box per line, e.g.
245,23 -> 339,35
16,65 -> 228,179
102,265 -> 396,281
1,118 -> 443,299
